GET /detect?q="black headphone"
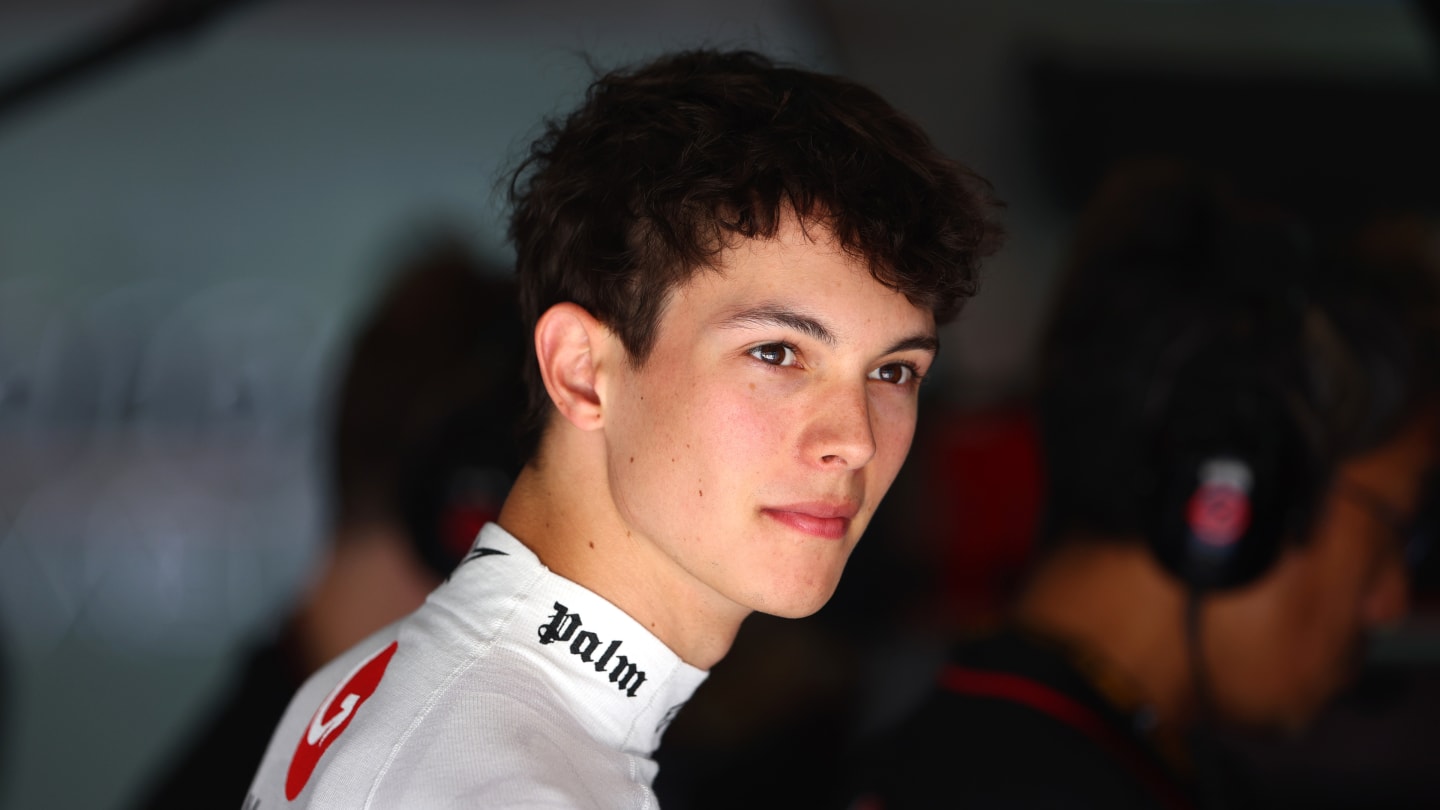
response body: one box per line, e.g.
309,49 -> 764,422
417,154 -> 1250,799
1142,334 -> 1329,591
1135,292 -> 1346,810
1138,224 -> 1339,592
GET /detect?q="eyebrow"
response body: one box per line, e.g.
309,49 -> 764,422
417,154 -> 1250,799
718,304 -> 940,357
885,333 -> 941,357
720,304 -> 837,346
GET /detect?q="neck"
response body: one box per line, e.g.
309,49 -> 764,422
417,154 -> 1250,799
1013,539 -> 1200,731
497,431 -> 747,670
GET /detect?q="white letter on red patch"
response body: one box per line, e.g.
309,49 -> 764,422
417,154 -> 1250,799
285,641 -> 399,801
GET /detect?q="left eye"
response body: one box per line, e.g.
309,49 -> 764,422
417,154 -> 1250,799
749,343 -> 798,366
869,363 -> 915,385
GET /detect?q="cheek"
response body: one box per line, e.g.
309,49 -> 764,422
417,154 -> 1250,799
869,396 -> 919,481
705,388 -> 785,451
1232,560 -> 1358,711
629,382 -> 796,509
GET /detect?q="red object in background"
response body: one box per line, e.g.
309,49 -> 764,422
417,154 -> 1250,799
441,500 -> 502,563
923,407 -> 1044,627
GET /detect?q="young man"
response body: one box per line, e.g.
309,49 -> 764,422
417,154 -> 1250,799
857,165 -> 1440,809
244,49 -> 1000,809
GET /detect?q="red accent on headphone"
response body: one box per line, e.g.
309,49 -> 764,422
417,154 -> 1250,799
1186,482 -> 1251,548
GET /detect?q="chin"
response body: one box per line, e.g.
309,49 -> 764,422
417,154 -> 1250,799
1266,700 -> 1328,738
755,583 -> 840,619
764,603 -> 826,620
1239,695 -> 1327,737
737,573 -> 840,616
734,557 -> 850,618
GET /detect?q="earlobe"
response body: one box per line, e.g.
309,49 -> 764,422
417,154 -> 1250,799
535,302 -> 608,431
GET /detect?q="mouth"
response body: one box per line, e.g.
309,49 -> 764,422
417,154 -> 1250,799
762,501 -> 859,540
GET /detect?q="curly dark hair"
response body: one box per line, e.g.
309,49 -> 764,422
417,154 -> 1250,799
507,49 -> 1004,459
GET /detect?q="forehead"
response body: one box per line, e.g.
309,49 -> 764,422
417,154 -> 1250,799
668,219 -> 934,335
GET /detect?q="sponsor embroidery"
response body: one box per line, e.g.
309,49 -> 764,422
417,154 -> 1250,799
284,641 -> 399,801
461,546 -> 509,565
446,545 -> 508,583
537,601 -> 648,697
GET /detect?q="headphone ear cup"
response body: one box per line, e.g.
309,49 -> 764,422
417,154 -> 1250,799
1148,452 -> 1286,590
1141,339 -> 1328,592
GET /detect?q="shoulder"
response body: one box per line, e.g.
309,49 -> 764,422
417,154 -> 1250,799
361,688 -> 648,809
249,626 -> 652,809
857,698 -> 1164,809
851,635 -> 1178,810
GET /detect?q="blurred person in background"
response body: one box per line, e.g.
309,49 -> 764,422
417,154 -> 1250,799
854,162 -> 1440,809
244,48 -> 1001,809
131,236 -> 526,810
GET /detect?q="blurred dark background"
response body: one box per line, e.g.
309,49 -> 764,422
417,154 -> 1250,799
1,2 -> 1438,809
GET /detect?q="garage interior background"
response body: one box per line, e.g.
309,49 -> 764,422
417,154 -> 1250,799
1,1 -> 1438,808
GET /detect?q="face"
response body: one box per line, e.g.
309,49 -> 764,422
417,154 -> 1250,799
1206,412 -> 1437,731
599,218 -> 937,620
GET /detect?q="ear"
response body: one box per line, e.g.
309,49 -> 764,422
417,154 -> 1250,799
534,302 -> 611,432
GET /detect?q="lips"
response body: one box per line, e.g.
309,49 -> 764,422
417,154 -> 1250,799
762,501 -> 859,540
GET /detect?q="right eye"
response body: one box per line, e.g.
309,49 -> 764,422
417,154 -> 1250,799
749,343 -> 798,367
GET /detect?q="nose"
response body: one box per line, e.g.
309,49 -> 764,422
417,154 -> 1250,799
806,383 -> 877,469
